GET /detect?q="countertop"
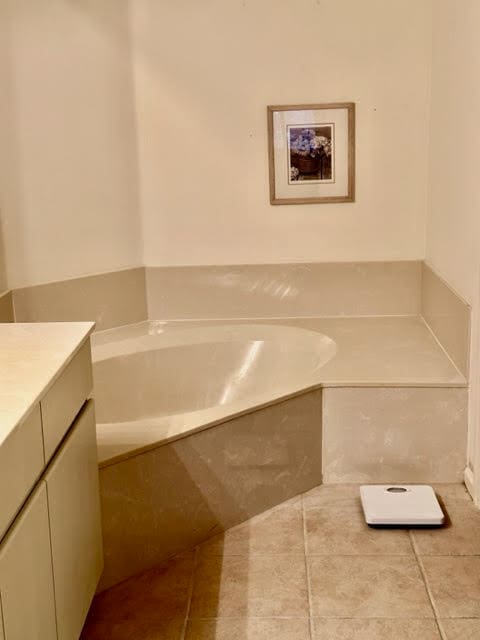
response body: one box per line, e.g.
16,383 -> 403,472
0,322 -> 94,446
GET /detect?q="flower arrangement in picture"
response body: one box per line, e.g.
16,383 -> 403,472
288,126 -> 333,181
290,128 -> 332,159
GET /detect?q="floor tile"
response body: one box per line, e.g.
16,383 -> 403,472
311,618 -> 441,639
199,498 -> 304,556
302,484 -> 360,509
439,619 -> 480,639
412,504 -> 480,555
185,618 -> 311,639
432,483 -> 472,506
304,503 -> 413,555
81,617 -> 185,640
308,556 -> 433,618
189,555 -> 309,618
421,556 -> 480,618
80,552 -> 194,639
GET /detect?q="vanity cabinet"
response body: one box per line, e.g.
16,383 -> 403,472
0,483 -> 57,639
0,405 -> 44,540
46,400 -> 103,640
0,329 -> 103,640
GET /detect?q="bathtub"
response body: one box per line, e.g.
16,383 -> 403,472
92,321 -> 336,465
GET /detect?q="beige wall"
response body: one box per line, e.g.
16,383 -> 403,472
132,0 -> 432,267
425,0 -> 480,305
425,0 -> 480,489
0,0 -> 433,287
0,0 -> 142,290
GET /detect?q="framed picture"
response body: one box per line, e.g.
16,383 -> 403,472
267,102 -> 355,205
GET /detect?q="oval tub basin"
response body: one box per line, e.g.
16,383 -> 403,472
92,323 -> 336,463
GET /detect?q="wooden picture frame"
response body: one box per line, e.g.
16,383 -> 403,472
267,102 -> 355,205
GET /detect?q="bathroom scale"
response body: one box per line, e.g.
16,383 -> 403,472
360,485 -> 445,526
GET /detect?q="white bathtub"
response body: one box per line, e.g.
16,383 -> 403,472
92,321 -> 336,464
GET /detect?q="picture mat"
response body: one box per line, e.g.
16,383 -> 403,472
273,108 -> 349,199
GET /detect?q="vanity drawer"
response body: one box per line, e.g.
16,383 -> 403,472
0,405 -> 44,539
41,339 -> 93,461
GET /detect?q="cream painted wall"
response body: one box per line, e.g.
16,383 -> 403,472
425,0 -> 480,496
131,0 -> 432,267
0,0 -> 435,287
426,0 -> 480,305
0,0 -> 142,289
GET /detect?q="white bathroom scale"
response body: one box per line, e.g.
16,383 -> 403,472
360,485 -> 445,526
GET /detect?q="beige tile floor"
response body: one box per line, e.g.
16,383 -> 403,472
81,483 -> 480,640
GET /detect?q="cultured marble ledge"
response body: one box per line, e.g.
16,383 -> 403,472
92,316 -> 466,466
93,315 -> 466,390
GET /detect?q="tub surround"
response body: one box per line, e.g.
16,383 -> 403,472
4,260 -> 423,329
12,267 -> 146,331
98,389 -> 322,591
323,387 -> 468,483
92,316 -> 466,467
0,322 -> 103,639
93,315 -> 468,588
422,262 -> 471,377
146,261 -> 422,319
3,260 -> 470,369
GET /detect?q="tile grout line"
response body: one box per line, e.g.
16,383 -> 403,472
180,547 -> 199,640
409,531 -> 446,640
301,493 -> 315,640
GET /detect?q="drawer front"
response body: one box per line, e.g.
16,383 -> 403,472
0,405 -> 44,539
46,399 -> 103,640
0,482 -> 57,640
41,339 -> 93,461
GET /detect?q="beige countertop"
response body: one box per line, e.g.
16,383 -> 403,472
0,322 -> 94,446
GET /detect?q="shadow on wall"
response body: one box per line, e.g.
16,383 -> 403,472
0,2 -> 28,292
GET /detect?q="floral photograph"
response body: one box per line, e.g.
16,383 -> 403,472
268,103 -> 354,204
288,125 -> 333,183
